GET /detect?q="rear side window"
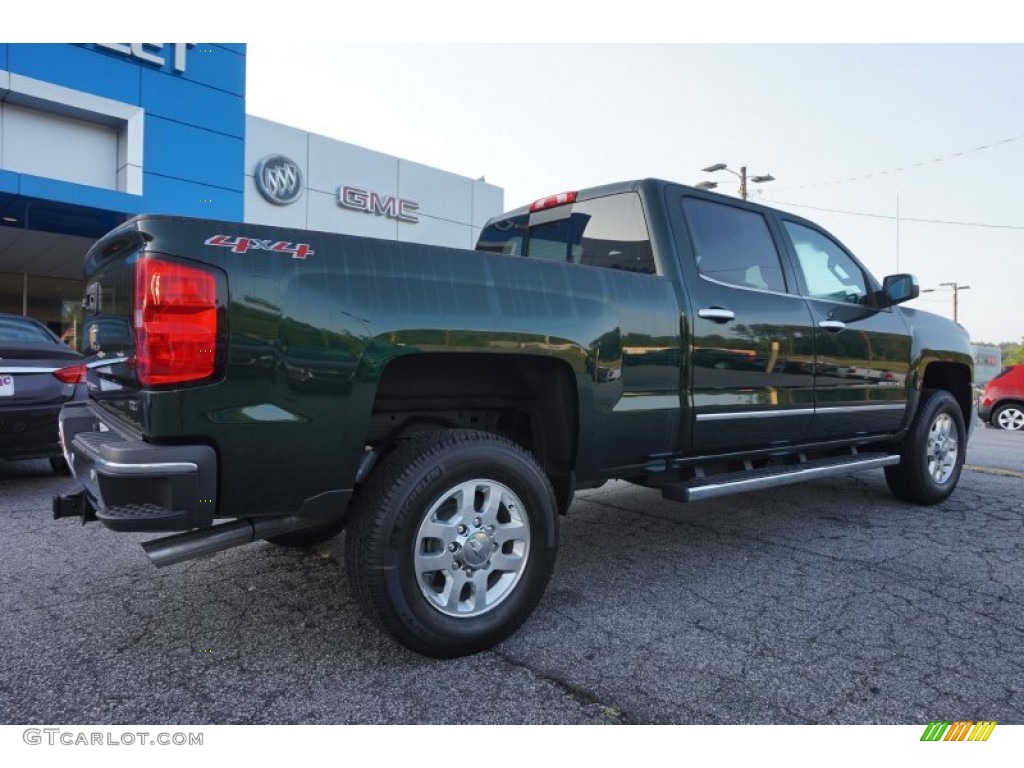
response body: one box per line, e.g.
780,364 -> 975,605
477,193 -> 656,274
682,198 -> 787,292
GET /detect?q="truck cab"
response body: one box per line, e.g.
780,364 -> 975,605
476,179 -> 972,477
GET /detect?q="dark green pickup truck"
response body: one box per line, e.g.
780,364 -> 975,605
54,179 -> 974,656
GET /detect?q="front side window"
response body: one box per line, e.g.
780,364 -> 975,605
476,193 -> 656,275
681,198 -> 787,292
783,221 -> 869,304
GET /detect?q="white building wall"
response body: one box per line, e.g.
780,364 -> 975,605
244,115 -> 503,249
1,102 -> 118,190
472,181 -> 505,246
243,116 -> 309,229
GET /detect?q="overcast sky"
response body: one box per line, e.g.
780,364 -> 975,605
246,42 -> 1024,345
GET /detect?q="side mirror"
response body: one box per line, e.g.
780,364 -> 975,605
881,273 -> 919,307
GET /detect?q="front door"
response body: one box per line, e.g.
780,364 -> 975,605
779,219 -> 911,438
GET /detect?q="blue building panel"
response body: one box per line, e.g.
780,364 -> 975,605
145,116 -> 245,192
0,170 -> 18,194
2,43 -> 247,233
141,68 -> 245,138
17,173 -> 143,215
178,44 -> 246,97
142,173 -> 242,219
9,44 -> 142,105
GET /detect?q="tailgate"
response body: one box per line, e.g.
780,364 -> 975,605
81,244 -> 142,427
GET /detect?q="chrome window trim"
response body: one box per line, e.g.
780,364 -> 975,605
696,272 -> 800,299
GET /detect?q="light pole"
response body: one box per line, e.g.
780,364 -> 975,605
696,163 -> 775,200
922,281 -> 971,323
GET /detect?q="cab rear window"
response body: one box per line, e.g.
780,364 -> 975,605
477,193 -> 656,275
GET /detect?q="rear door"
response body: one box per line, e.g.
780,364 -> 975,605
667,189 -> 817,454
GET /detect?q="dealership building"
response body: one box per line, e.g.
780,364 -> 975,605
0,43 -> 503,343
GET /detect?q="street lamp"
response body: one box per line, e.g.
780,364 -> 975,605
922,281 -> 971,323
698,163 -> 775,200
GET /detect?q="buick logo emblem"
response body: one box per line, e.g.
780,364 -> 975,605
255,155 -> 303,205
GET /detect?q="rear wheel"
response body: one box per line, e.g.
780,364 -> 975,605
345,429 -> 558,658
992,403 -> 1024,431
885,389 -> 965,504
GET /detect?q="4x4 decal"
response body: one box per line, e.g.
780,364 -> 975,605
205,235 -> 314,260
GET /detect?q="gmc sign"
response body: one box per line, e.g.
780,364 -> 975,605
338,186 -> 419,223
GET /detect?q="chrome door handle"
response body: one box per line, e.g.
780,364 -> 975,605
698,307 -> 736,323
818,320 -> 846,332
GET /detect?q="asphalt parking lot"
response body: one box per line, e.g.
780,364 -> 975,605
1,426 -> 1022,725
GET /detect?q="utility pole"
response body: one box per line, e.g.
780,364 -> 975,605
923,281 -> 971,323
943,281 -> 970,323
696,163 -> 775,200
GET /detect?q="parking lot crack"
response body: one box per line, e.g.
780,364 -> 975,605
489,649 -> 634,723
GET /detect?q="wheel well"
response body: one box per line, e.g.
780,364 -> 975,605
922,362 -> 972,422
368,353 -> 578,481
993,399 -> 1024,411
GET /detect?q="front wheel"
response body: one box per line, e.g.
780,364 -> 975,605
885,389 -> 966,505
992,403 -> 1024,431
344,430 -> 558,658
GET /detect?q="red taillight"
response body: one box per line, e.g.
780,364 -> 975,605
53,364 -> 87,384
529,191 -> 577,213
134,258 -> 219,387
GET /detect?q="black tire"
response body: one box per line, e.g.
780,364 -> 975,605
992,403 -> 1024,431
49,455 -> 71,476
885,389 -> 966,505
265,515 -> 346,547
344,429 -> 558,658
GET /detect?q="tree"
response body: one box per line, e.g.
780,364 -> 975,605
1000,340 -> 1024,366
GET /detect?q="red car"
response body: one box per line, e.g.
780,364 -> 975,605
0,313 -> 87,472
978,364 -> 1024,431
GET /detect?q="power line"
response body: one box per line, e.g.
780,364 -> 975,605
761,198 -> 1024,231
772,131 -> 1024,192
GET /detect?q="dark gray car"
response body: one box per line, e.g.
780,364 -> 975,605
0,313 -> 86,473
